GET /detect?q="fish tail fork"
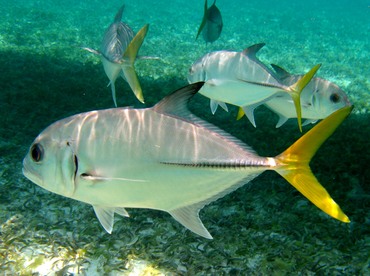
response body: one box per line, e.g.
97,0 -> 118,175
288,64 -> 321,132
273,106 -> 353,223
122,24 -> 149,103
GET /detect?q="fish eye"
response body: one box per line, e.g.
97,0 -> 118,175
31,143 -> 43,162
330,93 -> 341,103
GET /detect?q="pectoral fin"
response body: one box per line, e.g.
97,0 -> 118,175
80,173 -> 147,183
81,47 -> 101,56
122,24 -> 149,103
169,206 -> 213,239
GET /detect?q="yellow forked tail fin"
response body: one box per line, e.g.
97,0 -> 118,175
288,64 -> 321,132
122,24 -> 149,104
274,106 -> 353,222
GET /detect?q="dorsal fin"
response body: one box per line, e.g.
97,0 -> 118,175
153,82 -> 205,118
154,82 -> 255,153
271,64 -> 292,80
242,43 -> 266,58
114,5 -> 125,23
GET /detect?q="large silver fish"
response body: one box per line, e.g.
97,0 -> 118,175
188,44 -> 320,131
22,83 -> 351,239
196,0 -> 223,43
84,5 -> 149,107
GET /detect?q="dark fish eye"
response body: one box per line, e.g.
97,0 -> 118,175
330,93 -> 341,103
31,143 -> 43,162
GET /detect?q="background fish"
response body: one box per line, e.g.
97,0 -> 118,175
236,62 -> 352,128
265,64 -> 352,127
23,83 -> 351,239
196,0 -> 223,43
188,44 -> 320,131
84,5 -> 149,106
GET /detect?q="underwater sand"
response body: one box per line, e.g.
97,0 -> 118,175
0,0 -> 369,274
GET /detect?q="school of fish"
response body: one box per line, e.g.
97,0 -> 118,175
23,2 -> 353,239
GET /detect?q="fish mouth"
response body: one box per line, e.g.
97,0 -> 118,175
22,158 -> 43,186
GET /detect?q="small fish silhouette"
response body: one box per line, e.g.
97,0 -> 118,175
84,5 -> 149,106
196,0 -> 223,43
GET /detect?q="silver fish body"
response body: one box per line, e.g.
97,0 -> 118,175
187,46 -> 286,114
23,83 -> 351,238
23,83 -> 266,238
188,44 -> 320,131
188,45 -> 279,85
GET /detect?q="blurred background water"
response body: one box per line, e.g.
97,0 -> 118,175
0,0 -> 369,274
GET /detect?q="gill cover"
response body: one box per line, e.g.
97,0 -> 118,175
59,141 -> 77,197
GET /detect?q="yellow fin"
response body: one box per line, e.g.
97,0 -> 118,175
236,107 -> 245,120
274,106 -> 353,223
288,64 -> 321,132
122,24 -> 149,103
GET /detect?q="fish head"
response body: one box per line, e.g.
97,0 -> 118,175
23,125 -> 77,198
307,78 -> 352,116
188,51 -> 217,83
187,55 -> 210,83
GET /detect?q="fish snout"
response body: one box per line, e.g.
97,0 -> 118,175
22,158 -> 43,186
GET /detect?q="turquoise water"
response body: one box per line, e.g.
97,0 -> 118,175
0,0 -> 369,274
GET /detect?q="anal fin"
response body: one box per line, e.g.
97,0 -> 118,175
169,206 -> 213,239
